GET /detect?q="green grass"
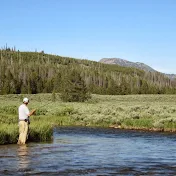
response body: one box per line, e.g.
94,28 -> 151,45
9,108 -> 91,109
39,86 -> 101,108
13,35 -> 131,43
0,93 -> 176,144
0,124 -> 18,144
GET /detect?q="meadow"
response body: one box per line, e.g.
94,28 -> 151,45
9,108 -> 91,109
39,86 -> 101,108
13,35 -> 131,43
0,94 -> 176,144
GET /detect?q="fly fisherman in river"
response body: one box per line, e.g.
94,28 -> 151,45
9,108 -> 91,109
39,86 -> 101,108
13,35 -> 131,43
17,98 -> 36,145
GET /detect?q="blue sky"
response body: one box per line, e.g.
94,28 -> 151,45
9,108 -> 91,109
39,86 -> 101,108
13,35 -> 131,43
1,0 -> 176,73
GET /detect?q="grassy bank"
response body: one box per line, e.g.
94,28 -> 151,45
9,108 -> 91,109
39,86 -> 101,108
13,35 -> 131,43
0,94 -> 176,144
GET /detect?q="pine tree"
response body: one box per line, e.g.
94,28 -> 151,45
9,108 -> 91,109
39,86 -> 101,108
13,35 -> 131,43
60,70 -> 91,102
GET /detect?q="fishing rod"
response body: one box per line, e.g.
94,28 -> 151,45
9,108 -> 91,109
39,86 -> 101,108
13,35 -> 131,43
28,101 -> 54,118
36,101 -> 54,110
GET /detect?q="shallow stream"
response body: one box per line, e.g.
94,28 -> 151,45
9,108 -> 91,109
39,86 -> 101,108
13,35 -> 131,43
0,127 -> 176,175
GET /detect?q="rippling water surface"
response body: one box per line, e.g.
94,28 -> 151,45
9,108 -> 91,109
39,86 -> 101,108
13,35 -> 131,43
0,127 -> 176,175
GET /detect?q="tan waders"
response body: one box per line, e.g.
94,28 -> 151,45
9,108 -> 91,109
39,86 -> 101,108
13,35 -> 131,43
17,120 -> 29,145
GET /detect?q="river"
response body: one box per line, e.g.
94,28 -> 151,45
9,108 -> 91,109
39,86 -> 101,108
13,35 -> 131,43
0,127 -> 176,175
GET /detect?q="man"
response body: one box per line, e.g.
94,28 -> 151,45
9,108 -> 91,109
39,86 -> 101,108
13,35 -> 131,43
17,98 -> 36,145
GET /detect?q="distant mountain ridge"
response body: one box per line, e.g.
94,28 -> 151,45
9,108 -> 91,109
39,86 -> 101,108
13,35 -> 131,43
165,74 -> 176,80
99,58 -> 176,80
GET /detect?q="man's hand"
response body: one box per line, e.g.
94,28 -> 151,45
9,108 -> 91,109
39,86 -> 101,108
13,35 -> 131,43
32,109 -> 36,114
29,109 -> 36,116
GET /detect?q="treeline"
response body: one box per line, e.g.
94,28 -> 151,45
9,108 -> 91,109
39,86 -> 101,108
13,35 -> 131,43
0,48 -> 176,95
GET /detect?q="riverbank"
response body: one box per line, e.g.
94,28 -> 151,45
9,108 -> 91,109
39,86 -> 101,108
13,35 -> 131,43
109,125 -> 176,132
0,94 -> 176,144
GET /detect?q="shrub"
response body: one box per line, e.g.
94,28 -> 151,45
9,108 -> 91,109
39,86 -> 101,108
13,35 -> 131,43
0,106 -> 17,115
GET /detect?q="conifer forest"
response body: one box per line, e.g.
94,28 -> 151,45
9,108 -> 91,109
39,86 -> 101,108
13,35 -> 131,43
0,47 -> 176,96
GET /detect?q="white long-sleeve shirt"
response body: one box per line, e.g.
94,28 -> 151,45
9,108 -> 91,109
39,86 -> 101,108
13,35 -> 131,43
18,104 -> 30,120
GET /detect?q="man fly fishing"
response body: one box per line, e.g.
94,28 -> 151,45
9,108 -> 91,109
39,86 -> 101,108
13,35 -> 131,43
17,98 -> 36,145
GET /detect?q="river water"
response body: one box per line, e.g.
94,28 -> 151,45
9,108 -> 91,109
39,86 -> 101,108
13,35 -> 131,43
0,127 -> 176,175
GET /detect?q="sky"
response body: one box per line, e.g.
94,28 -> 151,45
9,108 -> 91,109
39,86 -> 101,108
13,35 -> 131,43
0,0 -> 176,74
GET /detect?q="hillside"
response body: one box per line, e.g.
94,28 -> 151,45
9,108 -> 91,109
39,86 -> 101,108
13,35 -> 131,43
0,49 -> 176,95
100,58 -> 176,80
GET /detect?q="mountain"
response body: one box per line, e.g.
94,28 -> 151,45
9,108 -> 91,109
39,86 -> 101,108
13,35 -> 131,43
99,58 -> 156,72
165,74 -> 176,80
99,58 -> 176,80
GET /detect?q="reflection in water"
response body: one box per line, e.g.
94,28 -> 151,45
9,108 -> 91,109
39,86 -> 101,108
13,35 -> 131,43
17,145 -> 30,171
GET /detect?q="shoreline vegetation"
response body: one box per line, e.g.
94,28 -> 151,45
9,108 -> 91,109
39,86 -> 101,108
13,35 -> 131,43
0,94 -> 176,144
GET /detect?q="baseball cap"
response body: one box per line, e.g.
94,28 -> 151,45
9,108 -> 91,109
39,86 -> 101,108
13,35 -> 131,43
23,97 -> 29,103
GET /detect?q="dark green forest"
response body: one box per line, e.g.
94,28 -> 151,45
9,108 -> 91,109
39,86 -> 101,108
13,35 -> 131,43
0,47 -> 176,95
